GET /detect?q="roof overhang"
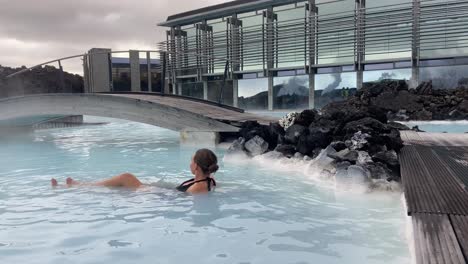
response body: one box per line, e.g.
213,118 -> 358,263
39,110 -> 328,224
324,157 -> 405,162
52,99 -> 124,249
158,0 -> 297,27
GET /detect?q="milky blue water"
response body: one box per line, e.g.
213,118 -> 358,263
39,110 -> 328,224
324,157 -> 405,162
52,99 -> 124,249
401,121 -> 468,134
0,117 -> 410,264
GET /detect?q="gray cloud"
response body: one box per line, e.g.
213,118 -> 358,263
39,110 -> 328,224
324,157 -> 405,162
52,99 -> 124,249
0,0 -> 226,70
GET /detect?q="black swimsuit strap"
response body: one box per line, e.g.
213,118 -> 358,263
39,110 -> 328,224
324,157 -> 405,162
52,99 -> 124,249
177,178 -> 216,192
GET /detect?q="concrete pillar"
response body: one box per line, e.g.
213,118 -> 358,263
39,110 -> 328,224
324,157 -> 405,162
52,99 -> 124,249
265,8 -> 276,111
203,80 -> 208,100
146,51 -> 152,92
233,78 -> 239,107
87,48 -> 112,93
82,55 -> 90,93
411,0 -> 421,89
357,70 -> 364,90
356,0 -> 365,90
268,75 -> 274,111
180,131 -> 220,147
309,72 -> 315,109
129,50 -> 141,92
177,82 -> 183,95
308,0 -> 317,109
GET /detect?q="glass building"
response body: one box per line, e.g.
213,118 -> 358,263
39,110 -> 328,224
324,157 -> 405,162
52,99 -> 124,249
111,57 -> 162,92
158,0 -> 468,110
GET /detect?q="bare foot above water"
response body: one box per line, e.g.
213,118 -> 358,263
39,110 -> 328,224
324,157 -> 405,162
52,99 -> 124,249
66,177 -> 80,186
51,178 -> 58,187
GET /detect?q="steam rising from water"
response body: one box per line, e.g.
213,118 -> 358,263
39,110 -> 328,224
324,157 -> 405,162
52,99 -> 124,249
224,150 -> 402,194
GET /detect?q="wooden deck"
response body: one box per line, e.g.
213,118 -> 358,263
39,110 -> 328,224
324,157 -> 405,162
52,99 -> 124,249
400,131 -> 468,264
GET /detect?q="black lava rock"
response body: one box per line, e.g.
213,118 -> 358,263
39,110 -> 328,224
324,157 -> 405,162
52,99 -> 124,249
285,124 -> 307,145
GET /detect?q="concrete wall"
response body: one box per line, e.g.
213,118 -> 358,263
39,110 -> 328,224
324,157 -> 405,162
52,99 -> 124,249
87,48 -> 112,93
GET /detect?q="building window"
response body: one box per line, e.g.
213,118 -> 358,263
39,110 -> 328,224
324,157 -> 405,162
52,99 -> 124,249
363,68 -> 411,83
420,65 -> 468,89
273,3 -> 307,69
181,81 -> 204,99
316,0 -> 356,65
238,78 -> 268,110
207,80 -> 233,106
273,75 -> 309,110
315,72 -> 356,109
237,10 -> 267,71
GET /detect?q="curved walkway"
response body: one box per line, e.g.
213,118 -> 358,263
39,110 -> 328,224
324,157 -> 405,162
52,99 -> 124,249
0,93 -> 277,132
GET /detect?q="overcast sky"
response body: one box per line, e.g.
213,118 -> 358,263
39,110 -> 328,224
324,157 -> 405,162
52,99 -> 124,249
0,0 -> 226,71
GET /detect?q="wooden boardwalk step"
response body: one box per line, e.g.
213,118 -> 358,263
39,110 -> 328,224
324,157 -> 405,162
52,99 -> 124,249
450,215 -> 468,262
400,131 -> 468,264
413,213 -> 466,264
412,214 -> 466,264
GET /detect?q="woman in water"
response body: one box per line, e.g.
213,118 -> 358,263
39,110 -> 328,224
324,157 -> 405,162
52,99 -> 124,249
51,149 -> 218,194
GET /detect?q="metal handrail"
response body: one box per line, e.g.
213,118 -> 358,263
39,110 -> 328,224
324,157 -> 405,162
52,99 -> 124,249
5,50 -> 162,79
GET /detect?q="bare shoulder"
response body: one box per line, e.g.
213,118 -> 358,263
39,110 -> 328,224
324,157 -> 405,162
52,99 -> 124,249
187,183 -> 209,194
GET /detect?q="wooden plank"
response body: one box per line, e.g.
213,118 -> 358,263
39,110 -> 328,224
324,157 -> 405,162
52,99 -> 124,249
113,94 -> 278,125
401,131 -> 468,147
415,146 -> 468,215
401,146 -> 446,215
450,215 -> 468,262
412,213 -> 466,264
435,147 -> 468,190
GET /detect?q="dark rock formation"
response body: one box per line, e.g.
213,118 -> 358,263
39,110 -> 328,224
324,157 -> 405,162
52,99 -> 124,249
285,124 -> 307,145
228,105 -> 405,183
0,65 -> 84,98
227,80 -> 467,186
274,144 -> 296,158
245,136 -> 269,156
325,79 -> 468,121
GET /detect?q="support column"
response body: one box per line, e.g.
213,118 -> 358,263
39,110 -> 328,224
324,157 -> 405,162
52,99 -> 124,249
146,51 -> 152,92
87,48 -> 112,93
160,51 -> 167,94
229,15 -> 242,108
355,0 -> 365,90
83,55 -> 90,93
265,8 -> 276,111
411,0 -> 421,89
357,71 -> 363,90
177,82 -> 183,95
308,0 -> 318,109
129,50 -> 141,92
203,79 -> 208,100
233,78 -> 239,107
309,72 -> 315,109
268,76 -> 274,111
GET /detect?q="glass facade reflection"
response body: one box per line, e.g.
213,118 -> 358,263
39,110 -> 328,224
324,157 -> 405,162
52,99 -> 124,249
315,72 -> 356,109
273,3 -> 307,68
207,80 -> 234,106
420,65 -> 468,89
238,78 -> 269,110
181,81 -> 204,99
363,69 -> 411,83
112,64 -> 131,92
316,0 -> 356,64
273,75 -> 309,110
158,0 -> 468,110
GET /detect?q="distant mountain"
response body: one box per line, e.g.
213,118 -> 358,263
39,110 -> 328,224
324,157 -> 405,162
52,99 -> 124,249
0,65 -> 84,98
238,91 -> 269,110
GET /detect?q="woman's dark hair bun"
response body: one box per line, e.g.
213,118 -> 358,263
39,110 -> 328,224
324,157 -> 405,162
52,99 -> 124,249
194,149 -> 219,175
208,164 -> 219,174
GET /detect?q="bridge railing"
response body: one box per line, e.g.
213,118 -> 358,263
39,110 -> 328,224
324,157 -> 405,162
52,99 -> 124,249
1,49 -> 235,106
